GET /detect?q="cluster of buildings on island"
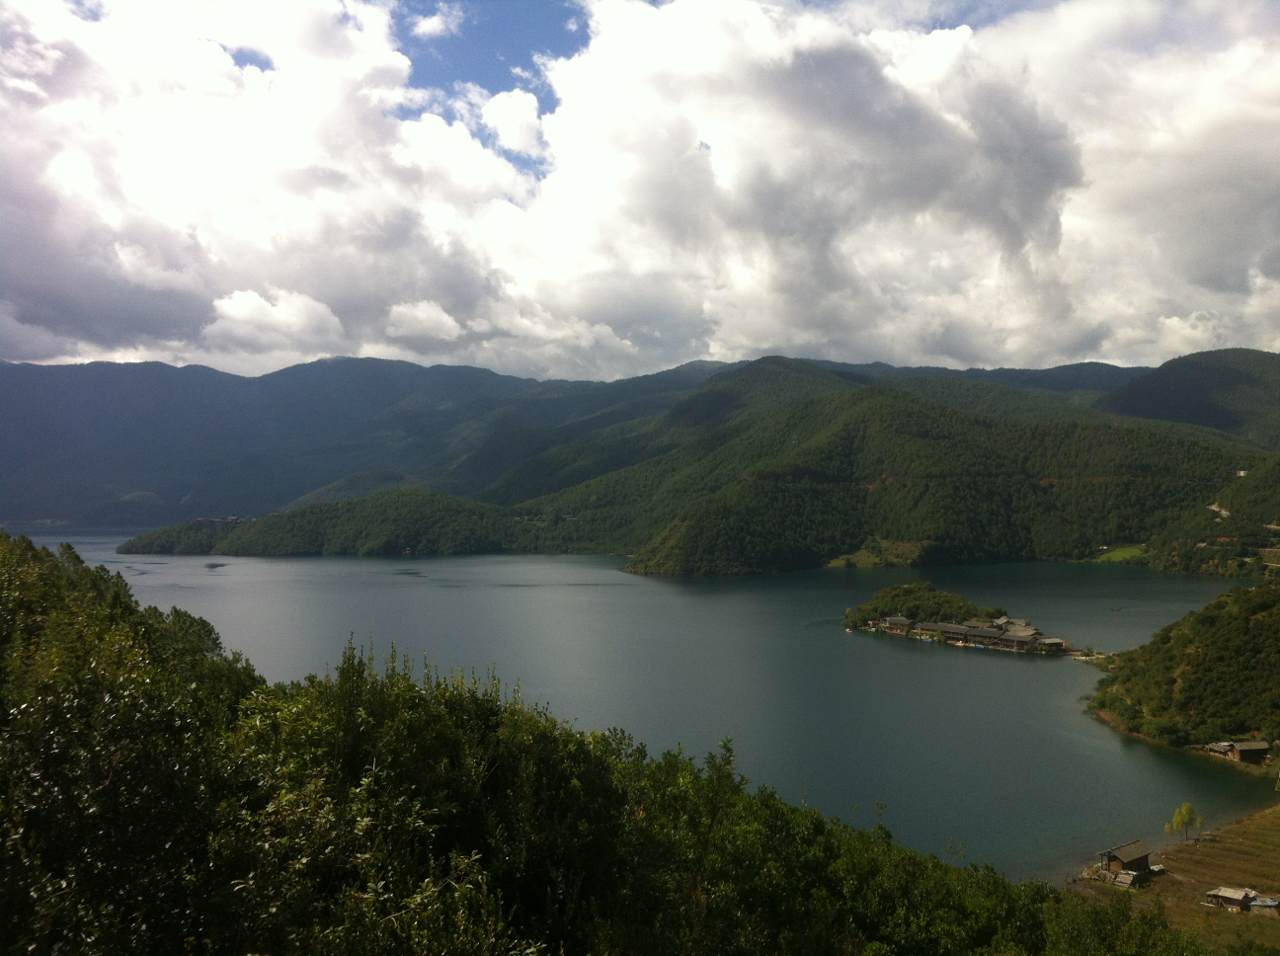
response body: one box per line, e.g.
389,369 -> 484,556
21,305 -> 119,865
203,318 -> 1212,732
868,614 -> 1069,655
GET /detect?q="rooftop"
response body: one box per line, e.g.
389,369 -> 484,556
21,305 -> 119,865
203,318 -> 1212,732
1207,887 -> 1254,902
1103,840 -> 1149,864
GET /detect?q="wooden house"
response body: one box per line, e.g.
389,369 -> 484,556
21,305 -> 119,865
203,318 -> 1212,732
995,625 -> 1039,652
882,616 -> 913,636
1230,741 -> 1271,764
964,626 -> 1003,645
1098,840 -> 1150,875
1205,886 -> 1255,911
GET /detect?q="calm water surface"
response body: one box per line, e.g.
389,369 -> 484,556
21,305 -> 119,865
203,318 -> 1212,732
27,533 -> 1279,881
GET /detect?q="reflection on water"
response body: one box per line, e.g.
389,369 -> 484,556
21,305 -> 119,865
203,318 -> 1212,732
24,531 -> 1279,881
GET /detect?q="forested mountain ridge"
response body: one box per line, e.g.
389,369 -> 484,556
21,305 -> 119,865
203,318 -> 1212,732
0,357 -> 726,525
121,358 -> 1266,574
818,358 -> 1151,393
1099,348 -> 1280,448
1,352 -> 1160,527
12,348 -> 1280,577
5,531 -> 1274,955
1091,581 -> 1280,746
622,381 -> 1258,573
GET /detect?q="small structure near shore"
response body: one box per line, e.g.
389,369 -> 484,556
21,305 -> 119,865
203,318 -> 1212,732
1205,740 -> 1272,764
881,615 -> 912,636
1084,840 -> 1154,888
1205,886 -> 1257,912
1101,840 -> 1151,875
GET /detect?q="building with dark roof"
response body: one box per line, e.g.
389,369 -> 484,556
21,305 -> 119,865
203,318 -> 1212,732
1230,740 -> 1271,764
1099,840 -> 1150,875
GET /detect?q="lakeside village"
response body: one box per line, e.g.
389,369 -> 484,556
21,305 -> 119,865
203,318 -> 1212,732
856,613 -> 1077,656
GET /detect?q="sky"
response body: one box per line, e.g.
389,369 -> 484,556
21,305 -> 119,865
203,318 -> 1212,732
2,0 -> 1279,380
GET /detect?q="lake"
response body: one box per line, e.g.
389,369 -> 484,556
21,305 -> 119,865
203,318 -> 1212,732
25,532 -> 1279,881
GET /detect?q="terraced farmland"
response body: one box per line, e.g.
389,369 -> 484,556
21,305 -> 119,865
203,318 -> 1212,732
1077,800 -> 1280,950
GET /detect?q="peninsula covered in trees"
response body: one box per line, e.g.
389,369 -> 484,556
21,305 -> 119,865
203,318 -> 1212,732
99,349 -> 1280,577
4,530 -> 1277,955
1090,582 -> 1280,747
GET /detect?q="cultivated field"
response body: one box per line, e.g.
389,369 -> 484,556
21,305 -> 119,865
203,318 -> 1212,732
1076,800 -> 1280,950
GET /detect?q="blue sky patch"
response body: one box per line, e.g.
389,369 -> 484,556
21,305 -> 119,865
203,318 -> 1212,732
227,46 -> 275,72
398,0 -> 589,111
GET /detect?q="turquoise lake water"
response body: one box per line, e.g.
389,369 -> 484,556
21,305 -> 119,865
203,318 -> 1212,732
26,533 -> 1278,881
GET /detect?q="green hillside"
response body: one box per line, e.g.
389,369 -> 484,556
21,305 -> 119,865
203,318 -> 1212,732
121,357 -> 1268,575
12,350 -> 1280,539
1091,582 -> 1280,746
121,488 -> 523,558
1099,348 -> 1280,448
1147,456 -> 1280,576
616,370 -> 1254,573
282,470 -> 429,510
4,531 -> 1270,955
0,358 -> 724,526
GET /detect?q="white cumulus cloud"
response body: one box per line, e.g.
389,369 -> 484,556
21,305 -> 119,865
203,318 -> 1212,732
411,2 -> 465,40
0,0 -> 1278,378
481,89 -> 543,156
387,299 -> 464,341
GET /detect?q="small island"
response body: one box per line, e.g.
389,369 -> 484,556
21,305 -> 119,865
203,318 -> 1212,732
844,582 -> 1071,656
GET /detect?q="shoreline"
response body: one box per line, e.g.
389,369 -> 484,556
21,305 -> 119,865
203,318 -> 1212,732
1078,706 -> 1279,918
1088,707 -> 1278,780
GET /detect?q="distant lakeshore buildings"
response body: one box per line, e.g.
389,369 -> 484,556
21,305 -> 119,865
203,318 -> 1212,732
865,614 -> 1069,655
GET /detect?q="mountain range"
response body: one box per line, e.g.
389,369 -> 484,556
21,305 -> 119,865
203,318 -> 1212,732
7,347 -> 1280,575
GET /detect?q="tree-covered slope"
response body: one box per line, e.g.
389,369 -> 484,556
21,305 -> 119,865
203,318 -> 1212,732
0,357 -> 726,526
120,487 -> 524,557
820,358 -> 1152,394
120,358 -> 1264,574
281,470 -> 429,510
4,532 -> 1272,954
1,353 -> 1174,528
1090,582 -> 1280,746
1099,348 -> 1280,448
0,358 -> 537,524
619,374 -> 1254,573
1147,455 -> 1280,576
